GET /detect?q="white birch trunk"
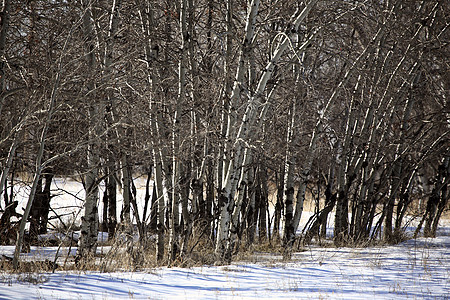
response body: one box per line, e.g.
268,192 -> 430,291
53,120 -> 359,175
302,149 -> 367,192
217,0 -> 234,193
282,102 -> 296,249
78,0 -> 100,260
222,0 -> 260,184
225,148 -> 251,260
215,0 -> 261,259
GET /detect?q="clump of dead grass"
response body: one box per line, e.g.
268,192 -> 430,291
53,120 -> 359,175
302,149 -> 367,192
99,240 -> 158,272
1,254 -> 59,274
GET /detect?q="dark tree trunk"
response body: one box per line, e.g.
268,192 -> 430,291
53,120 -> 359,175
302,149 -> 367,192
334,190 -> 349,246
107,167 -> 117,240
149,177 -> 158,233
101,175 -> 109,233
384,161 -> 402,243
303,193 -> 336,245
394,175 -> 413,238
29,178 -> 42,240
427,157 -> 449,237
273,166 -> 284,241
258,169 -> 268,242
251,182 -> 260,244
3,175 -> 9,209
430,187 -> 448,237
282,172 -> 295,251
246,176 -> 256,246
129,169 -> 144,242
39,172 -> 53,234
320,167 -> 335,239
206,159 -> 214,240
420,191 -> 439,238
143,167 -> 153,229
415,156 -> 449,238
0,200 -> 20,245
192,178 -> 203,220
28,171 -> 53,239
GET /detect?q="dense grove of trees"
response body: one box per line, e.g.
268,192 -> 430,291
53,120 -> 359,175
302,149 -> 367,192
0,0 -> 448,268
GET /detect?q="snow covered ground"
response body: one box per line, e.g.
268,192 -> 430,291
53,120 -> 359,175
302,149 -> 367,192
1,226 -> 449,299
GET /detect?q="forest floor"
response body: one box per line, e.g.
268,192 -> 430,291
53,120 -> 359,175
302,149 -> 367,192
0,221 -> 448,299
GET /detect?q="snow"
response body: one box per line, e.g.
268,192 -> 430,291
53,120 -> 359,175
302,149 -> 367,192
1,227 -> 449,299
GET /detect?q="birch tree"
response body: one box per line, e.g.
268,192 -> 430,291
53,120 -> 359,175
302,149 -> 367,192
215,0 -> 261,261
215,0 -> 319,261
135,0 -> 171,263
77,0 -> 101,262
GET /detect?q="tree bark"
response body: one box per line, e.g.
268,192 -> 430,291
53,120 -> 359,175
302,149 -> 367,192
423,156 -> 449,238
143,167 -> 153,230
215,0 -> 261,260
121,154 -> 132,243
282,101 -> 296,254
273,165 -> 284,241
0,0 -> 10,115
77,0 -> 101,262
107,167 -> 117,239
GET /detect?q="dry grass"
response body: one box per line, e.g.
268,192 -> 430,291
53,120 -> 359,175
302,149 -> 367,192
1,256 -> 58,273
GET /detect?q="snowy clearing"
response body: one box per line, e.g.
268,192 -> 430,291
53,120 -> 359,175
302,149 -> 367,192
1,227 -> 449,299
